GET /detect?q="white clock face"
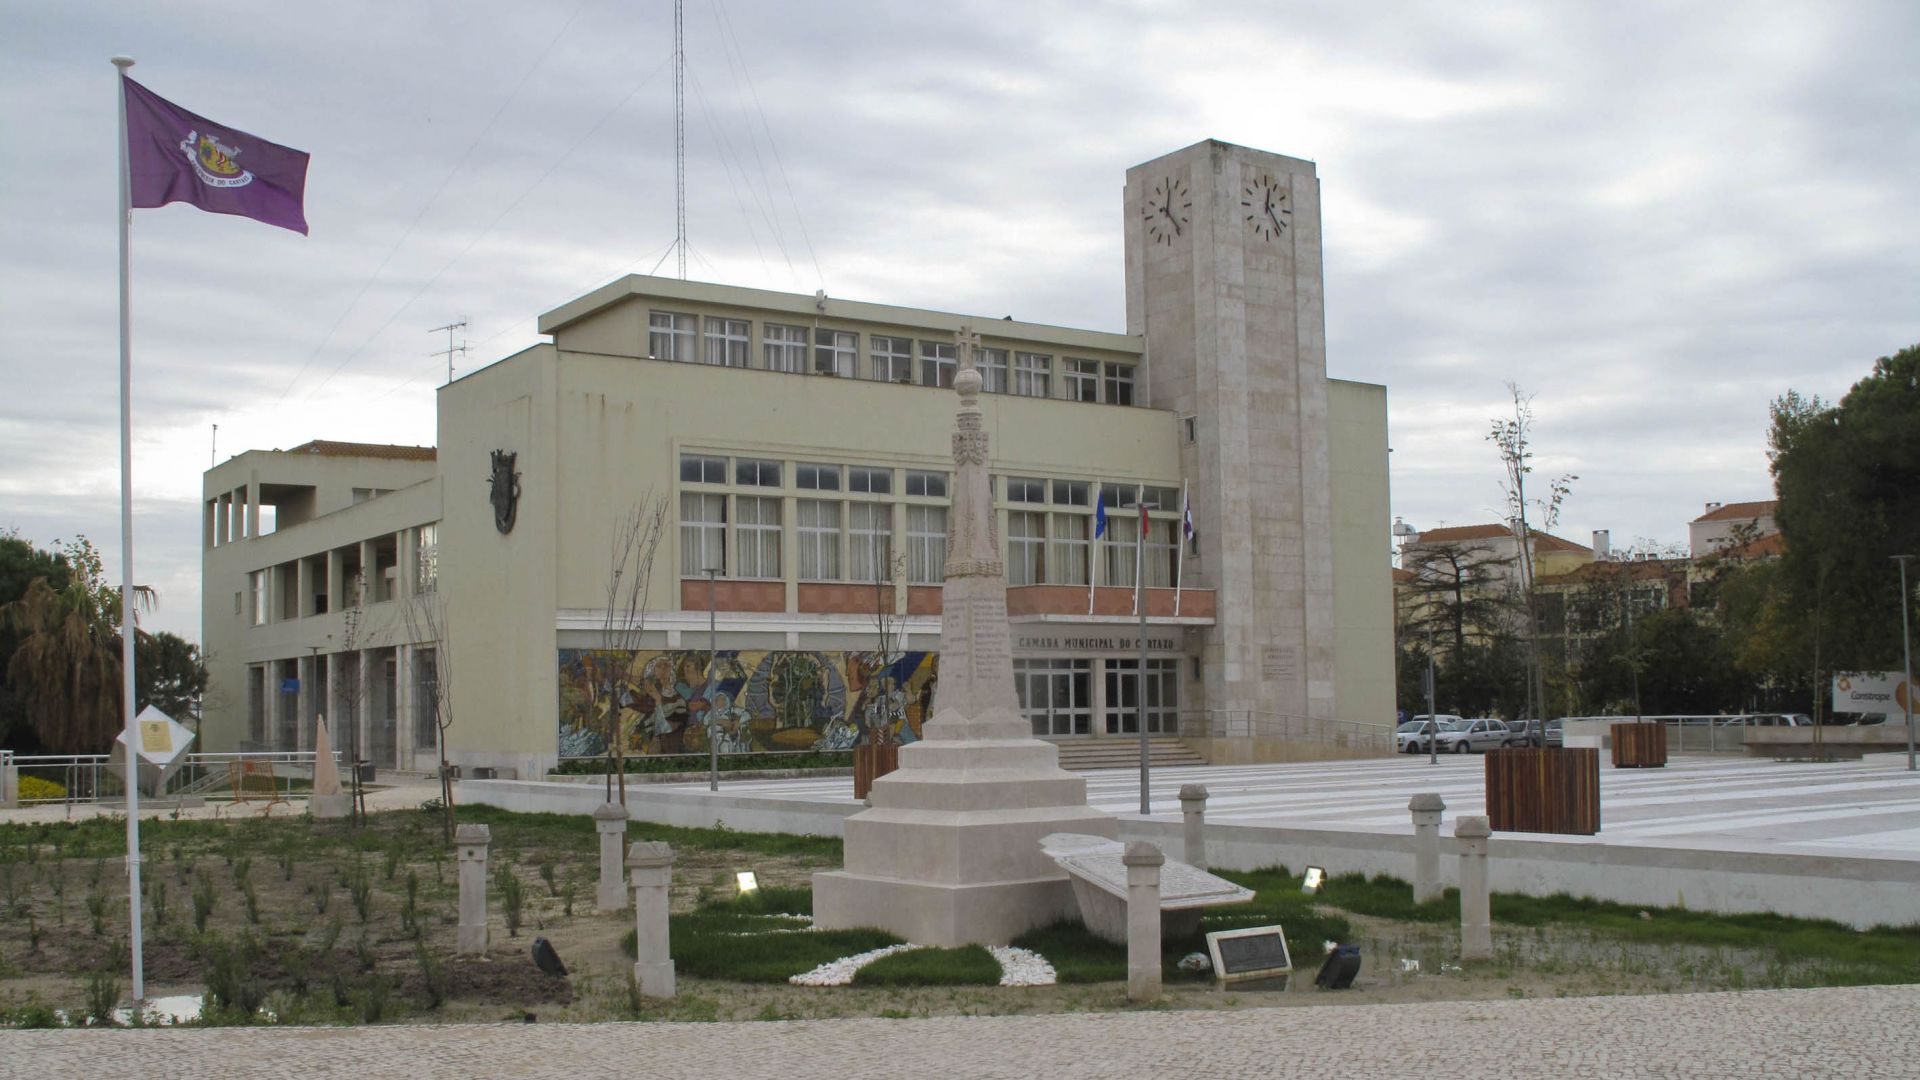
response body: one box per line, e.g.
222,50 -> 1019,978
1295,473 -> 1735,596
1242,173 -> 1291,242
1143,175 -> 1190,246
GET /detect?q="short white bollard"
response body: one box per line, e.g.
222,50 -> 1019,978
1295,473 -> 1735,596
628,841 -> 677,998
1179,784 -> 1210,869
455,823 -> 491,956
1123,840 -> 1165,1001
1409,793 -> 1446,903
594,801 -> 630,912
1455,815 -> 1492,961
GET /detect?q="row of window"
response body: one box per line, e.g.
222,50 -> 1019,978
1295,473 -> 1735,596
677,495 -> 1180,587
647,310 -> 1137,404
681,454 -> 947,497
246,525 -> 434,627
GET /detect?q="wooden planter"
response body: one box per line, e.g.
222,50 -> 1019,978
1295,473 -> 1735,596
853,742 -> 900,800
1611,722 -> 1668,768
1484,748 -> 1600,835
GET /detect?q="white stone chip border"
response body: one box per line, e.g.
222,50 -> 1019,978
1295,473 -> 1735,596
987,945 -> 1056,987
789,943 -> 1059,987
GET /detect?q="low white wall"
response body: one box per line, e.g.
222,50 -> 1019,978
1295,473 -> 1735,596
460,779 -> 1920,931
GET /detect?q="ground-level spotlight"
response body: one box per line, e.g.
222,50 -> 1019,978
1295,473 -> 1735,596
1300,866 -> 1327,894
736,870 -> 759,895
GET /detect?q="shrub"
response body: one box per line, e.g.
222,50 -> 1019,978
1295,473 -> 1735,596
348,865 -> 373,923
17,776 -> 66,803
414,941 -> 448,1009
355,974 -> 392,1023
191,870 -> 218,933
84,971 -> 121,1026
499,867 -> 525,938
203,935 -> 265,1017
150,881 -> 169,926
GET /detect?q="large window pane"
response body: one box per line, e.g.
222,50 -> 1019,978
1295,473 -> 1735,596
919,341 -> 957,388
797,499 -> 842,580
703,318 -> 749,367
979,348 -> 1009,393
871,336 -> 913,382
849,502 -> 892,582
907,505 -> 947,584
1050,513 -> 1089,586
1007,510 -> 1046,586
1014,352 -> 1051,397
764,323 -> 807,372
815,329 -> 857,377
680,492 -> 726,575
649,311 -> 696,361
736,496 -> 781,578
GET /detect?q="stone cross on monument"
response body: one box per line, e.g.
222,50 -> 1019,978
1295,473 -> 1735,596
812,326 -> 1117,946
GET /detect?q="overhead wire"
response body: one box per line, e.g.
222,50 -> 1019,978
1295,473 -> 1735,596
271,0 -> 599,410
712,0 -> 826,291
298,51 -> 676,405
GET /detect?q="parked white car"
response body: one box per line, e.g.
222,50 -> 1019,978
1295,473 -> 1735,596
1396,716 -> 1463,754
1438,718 -> 1510,754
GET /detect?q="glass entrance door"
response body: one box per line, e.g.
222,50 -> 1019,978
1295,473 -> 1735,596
1105,659 -> 1180,735
1014,659 -> 1091,736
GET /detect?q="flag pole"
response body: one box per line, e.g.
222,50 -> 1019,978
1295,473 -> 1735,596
111,54 -> 147,1006
1136,485 -> 1150,815
1174,480 -> 1188,617
1132,485 -> 1145,616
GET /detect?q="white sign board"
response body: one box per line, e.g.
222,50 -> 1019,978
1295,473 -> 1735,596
1831,672 -> 1914,716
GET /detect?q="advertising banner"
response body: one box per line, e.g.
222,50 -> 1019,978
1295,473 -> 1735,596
1831,672 -> 1914,716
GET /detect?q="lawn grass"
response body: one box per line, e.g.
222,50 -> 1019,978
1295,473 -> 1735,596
454,805 -> 843,860
853,945 -> 1001,987
672,924 -> 905,982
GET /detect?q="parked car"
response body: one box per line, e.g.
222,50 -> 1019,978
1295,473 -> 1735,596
1444,718 -> 1511,754
1503,719 -> 1545,747
1545,718 -> 1563,747
1396,717 -> 1462,754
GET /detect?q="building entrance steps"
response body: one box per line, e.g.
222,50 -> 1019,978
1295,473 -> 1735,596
1054,737 -> 1207,772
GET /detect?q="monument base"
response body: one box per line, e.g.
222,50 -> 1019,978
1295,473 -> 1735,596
310,793 -> 352,819
813,870 -> 1080,947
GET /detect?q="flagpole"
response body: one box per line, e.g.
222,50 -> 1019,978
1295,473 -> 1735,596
1132,485 -> 1145,616
1136,485 -> 1149,815
111,54 -> 147,1006
1174,480 -> 1188,617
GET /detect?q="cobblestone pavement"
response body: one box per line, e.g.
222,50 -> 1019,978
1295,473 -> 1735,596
10,985 -> 1918,1079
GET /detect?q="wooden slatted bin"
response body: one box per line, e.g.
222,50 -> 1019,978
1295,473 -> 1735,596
1484,748 -> 1600,835
1611,722 -> 1668,768
853,742 -> 899,800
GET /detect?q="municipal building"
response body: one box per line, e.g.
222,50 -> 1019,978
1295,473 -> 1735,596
198,139 -> 1394,778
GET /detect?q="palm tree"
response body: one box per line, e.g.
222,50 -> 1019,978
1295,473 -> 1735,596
1,538 -> 154,755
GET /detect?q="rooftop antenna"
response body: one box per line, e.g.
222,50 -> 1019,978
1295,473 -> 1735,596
210,423 -> 218,467
430,318 -> 468,385
673,0 -> 686,279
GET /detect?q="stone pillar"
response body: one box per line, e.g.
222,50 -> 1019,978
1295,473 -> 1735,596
1123,840 -> 1165,1001
594,801 -> 630,912
1179,783 -> 1210,868
1409,792 -> 1446,903
628,841 -> 676,998
1455,815 -> 1492,961
456,823 -> 491,955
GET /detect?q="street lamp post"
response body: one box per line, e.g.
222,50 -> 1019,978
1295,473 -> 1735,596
1426,629 -> 1438,766
704,566 -> 720,792
1895,555 -> 1915,773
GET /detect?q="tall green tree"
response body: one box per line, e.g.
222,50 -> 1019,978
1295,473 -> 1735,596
137,631 -> 207,723
0,536 -> 152,754
1769,344 -> 1920,680
0,533 -> 72,749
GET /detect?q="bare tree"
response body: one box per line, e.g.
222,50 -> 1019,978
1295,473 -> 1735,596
866,551 -> 909,745
599,497 -> 671,806
401,592 -> 456,842
1488,384 -> 1577,730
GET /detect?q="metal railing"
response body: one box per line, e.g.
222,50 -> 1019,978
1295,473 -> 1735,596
3,750 -> 335,809
1180,710 -> 1393,750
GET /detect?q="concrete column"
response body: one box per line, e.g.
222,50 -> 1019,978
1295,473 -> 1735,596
1090,657 -> 1108,739
628,841 -> 677,998
326,549 -> 344,616
1122,840 -> 1165,1001
213,496 -> 228,548
456,823 -> 491,955
1455,815 -> 1492,961
1179,783 -> 1210,868
245,472 -> 261,538
1409,792 -> 1447,903
594,802 -> 631,912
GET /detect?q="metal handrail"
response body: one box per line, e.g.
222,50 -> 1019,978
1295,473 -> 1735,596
5,750 -> 337,806
1177,710 -> 1393,748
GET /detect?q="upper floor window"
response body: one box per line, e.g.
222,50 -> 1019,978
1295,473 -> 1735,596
704,317 -> 749,367
680,454 -> 726,484
1006,476 -> 1047,504
415,525 -> 438,594
907,505 -> 947,584
1103,362 -> 1136,406
679,493 -> 726,576
1051,479 -> 1090,506
919,341 -> 957,388
736,458 -> 782,487
849,466 -> 892,494
979,348 -> 1009,393
906,471 -> 948,498
648,311 -> 696,362
871,336 -> 913,382
815,329 -> 857,378
797,463 -> 842,491
763,323 -> 807,373
1014,352 -> 1051,398
249,570 -> 267,625
1063,358 -> 1099,402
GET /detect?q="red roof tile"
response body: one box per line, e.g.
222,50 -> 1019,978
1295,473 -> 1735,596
1693,500 -> 1776,523
1410,523 -> 1591,554
286,440 -> 437,462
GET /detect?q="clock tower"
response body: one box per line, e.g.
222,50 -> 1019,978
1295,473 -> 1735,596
1126,140 -> 1336,724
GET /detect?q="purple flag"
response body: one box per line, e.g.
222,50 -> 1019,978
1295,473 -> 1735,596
122,76 -> 309,235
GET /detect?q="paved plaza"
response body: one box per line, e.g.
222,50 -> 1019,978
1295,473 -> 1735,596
8,984 -> 1916,1078
653,753 -> 1920,860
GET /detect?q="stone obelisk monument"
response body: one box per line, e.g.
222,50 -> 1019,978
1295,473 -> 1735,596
812,328 -> 1116,946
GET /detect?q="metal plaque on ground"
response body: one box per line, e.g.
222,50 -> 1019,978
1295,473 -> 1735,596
1206,924 -> 1293,987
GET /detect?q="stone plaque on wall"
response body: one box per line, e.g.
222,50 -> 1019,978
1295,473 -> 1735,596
1261,646 -> 1299,682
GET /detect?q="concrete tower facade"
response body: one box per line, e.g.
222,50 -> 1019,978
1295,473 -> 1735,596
1125,140 -> 1336,723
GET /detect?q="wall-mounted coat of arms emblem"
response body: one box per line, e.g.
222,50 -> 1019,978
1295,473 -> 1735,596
489,450 -> 520,534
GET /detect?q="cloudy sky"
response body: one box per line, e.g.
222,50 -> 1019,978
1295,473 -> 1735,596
3,1 -> 1915,642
